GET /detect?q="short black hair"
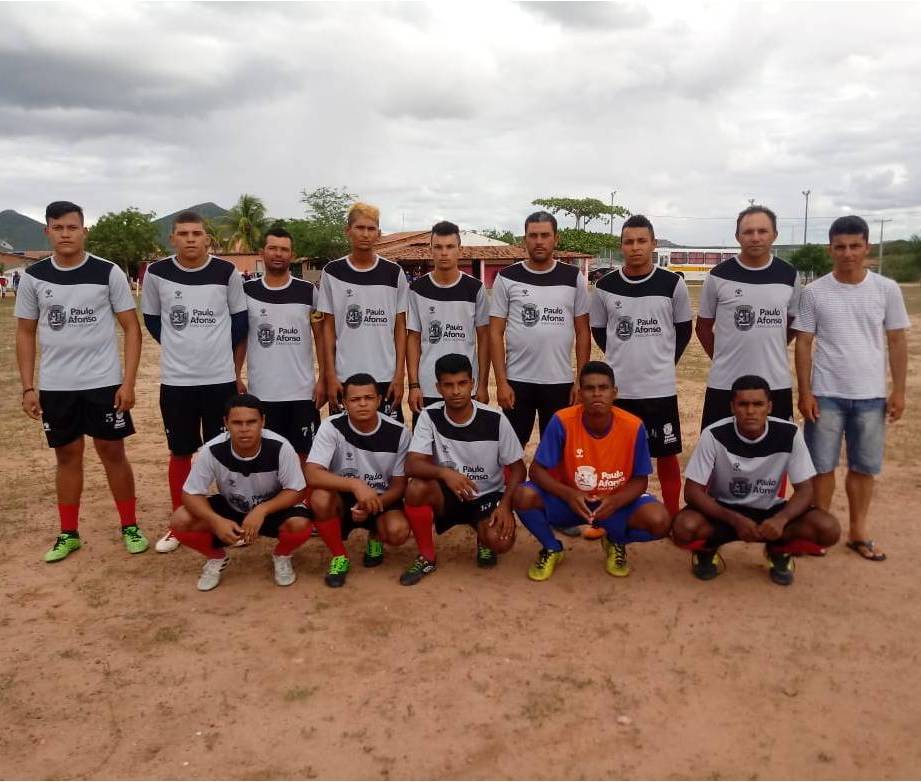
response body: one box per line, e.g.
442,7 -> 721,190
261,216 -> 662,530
224,393 -> 265,417
525,210 -> 558,235
579,360 -> 615,385
172,210 -> 204,230
45,201 -> 84,225
434,353 -> 473,381
343,373 -> 379,395
621,213 -> 655,239
828,215 -> 870,243
729,375 -> 771,401
735,205 -> 777,235
263,226 -> 293,247
431,221 -> 461,243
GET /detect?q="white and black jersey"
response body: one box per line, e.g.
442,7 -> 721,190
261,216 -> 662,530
15,254 -> 136,391
317,255 -> 409,384
685,417 -> 816,510
141,255 -> 247,386
307,412 -> 411,493
490,260 -> 590,384
407,272 -> 489,397
591,267 -> 692,398
698,256 -> 801,391
410,401 -> 524,498
243,276 -> 317,402
183,429 -> 306,514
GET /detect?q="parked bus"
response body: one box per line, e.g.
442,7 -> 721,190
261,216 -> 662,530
654,247 -> 738,282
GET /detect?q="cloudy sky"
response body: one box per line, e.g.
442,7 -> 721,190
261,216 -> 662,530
2,1 -> 920,245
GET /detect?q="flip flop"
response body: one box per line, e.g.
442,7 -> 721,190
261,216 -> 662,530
846,539 -> 887,562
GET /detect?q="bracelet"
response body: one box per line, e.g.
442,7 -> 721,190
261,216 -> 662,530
408,382 -> 421,389
22,387 -> 34,396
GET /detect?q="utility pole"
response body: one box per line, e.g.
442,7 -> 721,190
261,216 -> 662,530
609,190 -> 616,265
801,190 -> 811,244
878,218 -> 893,275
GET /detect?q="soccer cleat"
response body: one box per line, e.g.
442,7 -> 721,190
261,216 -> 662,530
476,544 -> 498,568
44,532 -> 82,563
399,555 -> 437,586
767,549 -> 795,586
272,554 -> 296,587
602,536 -> 631,577
363,537 -> 384,568
324,555 -> 351,588
155,530 -> 181,553
197,556 -> 229,591
528,547 -> 564,581
691,549 -> 725,581
121,525 -> 149,554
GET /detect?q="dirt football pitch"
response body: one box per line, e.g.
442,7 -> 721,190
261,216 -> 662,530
1,285 -> 920,780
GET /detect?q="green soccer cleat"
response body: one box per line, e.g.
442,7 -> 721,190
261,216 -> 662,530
121,525 -> 149,555
363,537 -> 384,568
528,547 -> 564,581
325,555 -> 351,588
691,549 -> 725,581
399,555 -> 437,586
602,536 -> 630,577
44,532 -> 82,563
476,544 -> 498,568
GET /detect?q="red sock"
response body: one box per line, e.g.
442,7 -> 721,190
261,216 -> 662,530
58,503 -> 80,534
404,504 -> 436,561
314,517 -> 347,557
275,528 -> 313,556
172,529 -> 225,559
115,498 -> 137,528
675,538 -> 708,551
770,538 -> 825,555
168,454 -> 193,511
657,455 -> 682,518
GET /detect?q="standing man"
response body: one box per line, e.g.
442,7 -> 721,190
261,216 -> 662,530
490,210 -> 591,446
318,202 -> 409,421
794,215 -> 909,562
591,214 -> 692,518
407,221 -> 490,424
16,200 -> 148,561
235,227 -> 325,459
141,210 -> 248,553
696,206 -> 801,429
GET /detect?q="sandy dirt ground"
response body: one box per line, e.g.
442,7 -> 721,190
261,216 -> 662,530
1,286 -> 920,780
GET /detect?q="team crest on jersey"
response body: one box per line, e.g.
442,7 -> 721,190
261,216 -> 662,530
428,320 -> 443,344
521,303 -> 540,328
442,461 -> 457,471
614,300 -> 622,309
615,316 -> 634,341
229,493 -> 249,512
44,288 -> 53,298
169,304 -> 189,330
257,322 -> 275,348
345,304 -> 363,329
729,477 -> 751,498
574,465 -> 598,491
734,304 -> 755,331
47,304 -> 67,331
174,289 -> 183,299
341,468 -> 360,480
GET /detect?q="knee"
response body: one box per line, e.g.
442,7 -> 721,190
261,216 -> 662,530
671,509 -> 702,543
281,516 -> 310,535
94,438 -> 126,465
55,439 -> 84,467
642,503 -> 672,538
310,489 -> 337,518
480,524 -> 516,554
170,506 -> 194,531
513,485 -> 541,511
814,510 -> 841,547
379,515 -> 410,546
404,478 -> 434,507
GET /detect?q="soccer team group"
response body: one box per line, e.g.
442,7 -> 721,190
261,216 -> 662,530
15,200 -> 909,591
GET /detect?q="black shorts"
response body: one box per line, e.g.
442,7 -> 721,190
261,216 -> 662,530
505,380 -> 573,446
263,400 -> 319,455
614,395 -> 682,458
206,495 -> 310,547
701,386 -> 794,431
434,484 -> 504,535
39,385 -> 135,448
698,500 -> 788,548
411,396 -> 442,428
159,381 -> 238,456
336,491 -> 403,540
376,381 -> 405,424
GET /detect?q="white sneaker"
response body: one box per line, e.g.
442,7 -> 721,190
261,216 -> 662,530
155,530 -> 181,553
272,554 -> 296,587
197,556 -> 229,591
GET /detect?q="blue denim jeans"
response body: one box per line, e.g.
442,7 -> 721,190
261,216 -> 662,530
804,397 -> 886,475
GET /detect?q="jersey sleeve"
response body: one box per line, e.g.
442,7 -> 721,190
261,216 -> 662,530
393,426 -> 412,477
13,273 -> 38,319
698,274 -> 717,319
883,279 -> 911,331
407,290 -> 421,333
408,410 -> 435,455
183,449 -> 216,495
787,427 -> 817,484
108,265 -> 137,313
396,268 -> 409,315
631,423 -> 654,477
672,278 -> 693,323
574,272 -> 590,317
534,414 -> 566,469
140,270 -> 160,316
474,283 -> 490,327
589,287 -> 607,328
787,272 -> 803,319
497,413 -> 525,466
684,429 -> 718,486
316,271 -> 333,315
277,440 -> 307,492
489,274 -> 510,318
306,419 -> 339,469
227,269 -> 247,315
794,285 -> 817,333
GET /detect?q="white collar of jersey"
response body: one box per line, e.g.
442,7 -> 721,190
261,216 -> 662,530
347,412 -> 382,437
442,401 -> 479,428
50,252 -> 89,272
428,270 -> 463,288
734,255 -> 775,272
733,420 -> 768,444
231,442 -> 263,461
522,259 -> 558,275
171,255 -> 213,273
617,266 -> 656,285
260,274 -> 293,291
345,254 -> 380,273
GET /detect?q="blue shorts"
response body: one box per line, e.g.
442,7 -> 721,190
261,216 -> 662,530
804,396 -> 886,475
523,481 -> 658,537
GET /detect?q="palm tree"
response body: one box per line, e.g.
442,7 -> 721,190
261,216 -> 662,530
203,217 -> 232,254
222,194 -> 269,253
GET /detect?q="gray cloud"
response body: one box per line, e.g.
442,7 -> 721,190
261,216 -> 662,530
520,1 -> 651,30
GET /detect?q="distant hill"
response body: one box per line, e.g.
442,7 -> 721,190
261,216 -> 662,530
0,210 -> 49,251
153,202 -> 228,249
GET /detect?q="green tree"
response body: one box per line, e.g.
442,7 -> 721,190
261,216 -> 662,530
481,228 -> 518,245
789,243 -> 831,281
283,186 -> 357,263
86,207 -> 164,277
532,196 -> 630,231
879,234 -> 921,282
555,228 -> 620,256
221,193 -> 269,253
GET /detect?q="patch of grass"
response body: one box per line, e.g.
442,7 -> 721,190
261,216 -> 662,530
284,685 -> 318,702
153,625 -> 183,643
